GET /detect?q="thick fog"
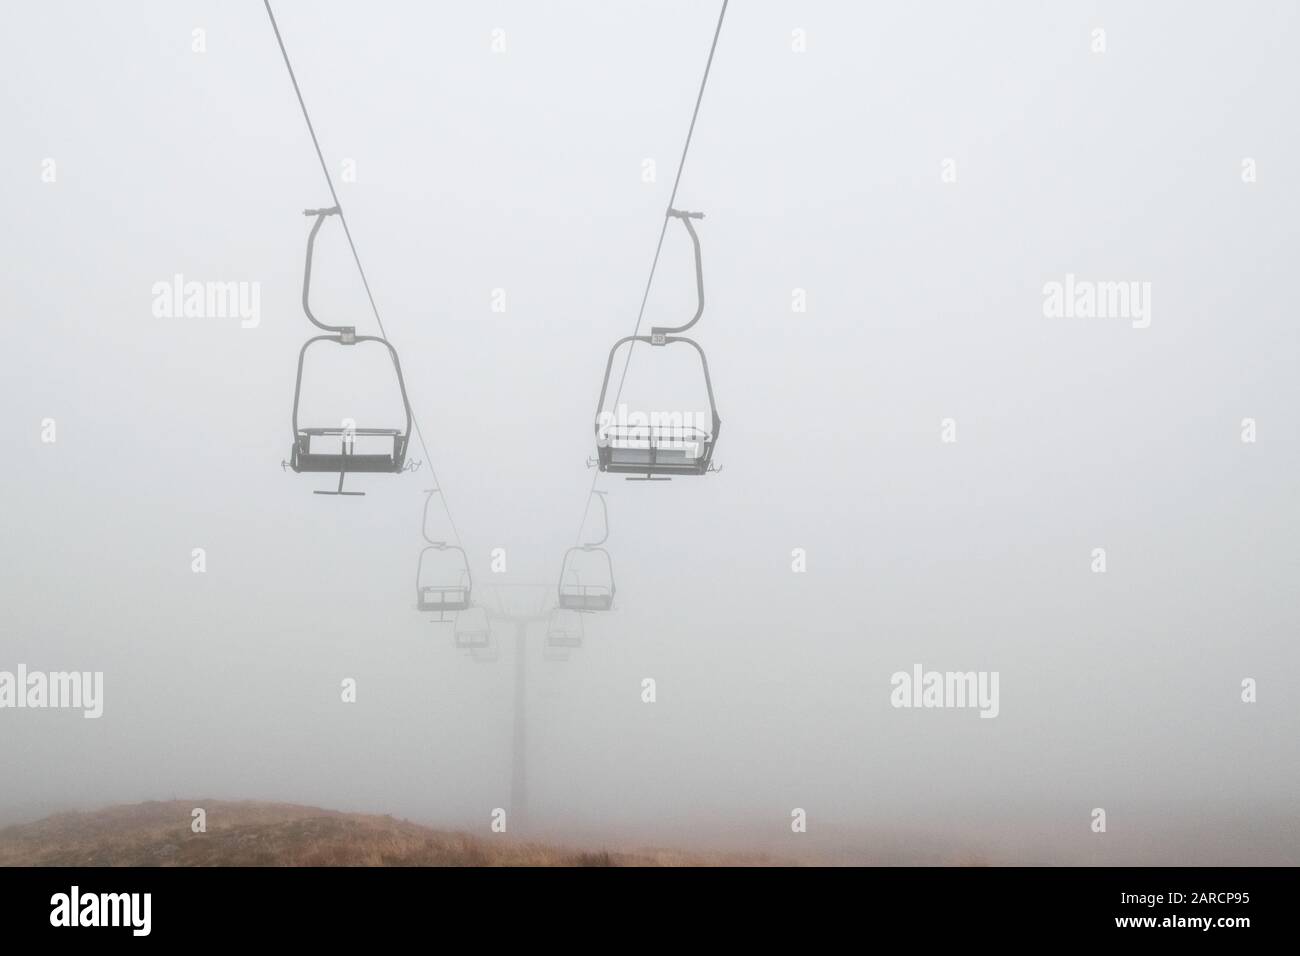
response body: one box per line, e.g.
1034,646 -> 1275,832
1,0 -> 1297,864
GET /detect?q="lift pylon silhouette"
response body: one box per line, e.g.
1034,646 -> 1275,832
463,584 -> 573,835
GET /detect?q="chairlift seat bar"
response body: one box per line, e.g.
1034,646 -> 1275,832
291,428 -> 408,474
558,592 -> 614,612
454,630 -> 491,649
291,455 -> 406,473
418,585 -> 470,612
300,427 -> 403,437
598,440 -> 716,476
602,425 -> 711,446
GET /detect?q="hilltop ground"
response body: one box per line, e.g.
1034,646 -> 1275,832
0,800 -> 777,867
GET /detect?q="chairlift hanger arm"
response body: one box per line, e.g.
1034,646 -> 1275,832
650,209 -> 705,339
353,335 -> 413,442
301,206 -> 353,335
417,543 -> 473,594
594,334 -> 640,434
587,490 -> 610,547
421,488 -> 445,546
666,335 -> 721,436
557,546 -> 616,609
594,334 -> 720,439
557,547 -> 582,598
596,547 -> 615,602
415,545 -> 435,591
290,333 -> 334,442
290,333 -> 413,445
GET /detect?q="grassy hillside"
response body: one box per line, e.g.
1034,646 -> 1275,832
0,800 -> 757,867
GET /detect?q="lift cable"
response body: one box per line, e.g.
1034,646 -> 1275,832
264,0 -> 464,547
571,0 -> 729,543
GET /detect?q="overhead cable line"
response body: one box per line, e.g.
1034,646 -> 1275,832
571,0 -> 730,543
264,0 -> 464,546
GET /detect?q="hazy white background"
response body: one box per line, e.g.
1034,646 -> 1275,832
1,0 -> 1296,863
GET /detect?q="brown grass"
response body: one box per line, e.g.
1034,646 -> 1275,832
0,801 -> 772,867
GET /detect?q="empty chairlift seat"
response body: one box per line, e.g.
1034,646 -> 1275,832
593,209 -> 720,480
453,606 -> 492,651
416,546 -> 471,615
553,567 -> 613,613
286,207 -> 413,494
415,489 -> 472,618
597,421 -> 715,476
557,492 -> 616,612
546,609 -> 585,649
292,427 -> 408,475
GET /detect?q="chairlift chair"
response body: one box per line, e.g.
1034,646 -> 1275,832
557,492 -> 616,612
594,209 -> 721,480
416,554 -> 471,617
415,490 -> 472,619
453,605 -> 492,651
287,207 -> 413,495
546,608 -> 585,650
557,563 -> 614,612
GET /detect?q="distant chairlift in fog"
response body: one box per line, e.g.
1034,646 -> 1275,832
594,209 -> 721,480
415,489 -> 471,621
286,206 -> 412,495
546,608 -> 585,650
453,605 -> 492,654
557,491 -> 616,612
544,608 -> 584,662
